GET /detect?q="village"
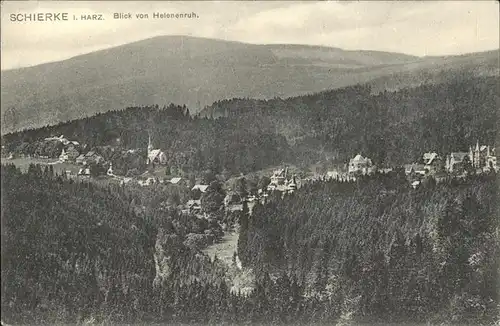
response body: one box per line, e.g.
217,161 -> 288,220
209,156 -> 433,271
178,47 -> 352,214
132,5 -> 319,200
3,133 -> 498,217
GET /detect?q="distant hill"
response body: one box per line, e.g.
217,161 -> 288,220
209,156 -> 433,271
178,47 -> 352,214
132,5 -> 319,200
1,35 -> 498,133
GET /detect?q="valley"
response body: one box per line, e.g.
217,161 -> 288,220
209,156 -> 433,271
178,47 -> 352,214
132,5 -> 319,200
1,30 -> 499,326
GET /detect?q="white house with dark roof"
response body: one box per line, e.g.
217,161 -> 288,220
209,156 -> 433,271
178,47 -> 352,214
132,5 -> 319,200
348,154 -> 374,175
423,152 -> 442,173
423,152 -> 438,165
192,184 -> 209,193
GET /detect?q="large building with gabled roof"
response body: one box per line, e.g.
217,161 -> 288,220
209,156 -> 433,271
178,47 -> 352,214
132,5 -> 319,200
146,134 -> 167,165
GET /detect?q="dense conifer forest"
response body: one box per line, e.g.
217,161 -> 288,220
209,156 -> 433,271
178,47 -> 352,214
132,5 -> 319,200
2,76 -> 497,176
1,165 -> 498,325
1,73 -> 498,325
239,172 -> 499,324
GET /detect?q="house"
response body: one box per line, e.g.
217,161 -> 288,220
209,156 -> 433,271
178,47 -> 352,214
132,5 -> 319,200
78,167 -> 91,177
287,175 -> 297,193
45,135 -> 66,142
83,151 -> 104,165
404,163 -> 427,176
192,184 -> 209,193
147,135 -> 167,165
446,152 -> 470,173
44,135 -> 59,141
423,152 -> 439,165
186,199 -> 202,212
486,155 -> 497,172
120,177 -> 133,185
326,169 -> 354,181
148,149 -> 167,165
267,167 -> 288,191
422,152 -> 442,173
326,171 -> 340,180
59,149 -> 68,162
170,177 -> 182,185
76,154 -> 86,165
45,135 -> 72,145
66,146 -> 80,161
268,173 -> 298,193
138,177 -> 157,186
84,150 -> 95,159
348,154 -> 374,175
270,168 -> 287,185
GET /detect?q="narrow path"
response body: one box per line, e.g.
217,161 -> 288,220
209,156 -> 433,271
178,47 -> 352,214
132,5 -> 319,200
202,230 -> 240,267
202,226 -> 254,295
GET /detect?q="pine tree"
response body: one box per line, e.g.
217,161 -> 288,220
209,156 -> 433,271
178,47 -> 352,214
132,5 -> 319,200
314,238 -> 330,296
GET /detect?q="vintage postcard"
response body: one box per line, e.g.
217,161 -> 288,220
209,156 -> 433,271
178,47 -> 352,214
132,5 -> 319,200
1,1 -> 499,325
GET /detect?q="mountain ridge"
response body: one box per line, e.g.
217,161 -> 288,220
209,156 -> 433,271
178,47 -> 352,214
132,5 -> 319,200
1,35 -> 498,133
2,35 -> 421,72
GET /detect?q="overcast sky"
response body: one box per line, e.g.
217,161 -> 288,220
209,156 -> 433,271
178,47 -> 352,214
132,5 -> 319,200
1,1 -> 499,70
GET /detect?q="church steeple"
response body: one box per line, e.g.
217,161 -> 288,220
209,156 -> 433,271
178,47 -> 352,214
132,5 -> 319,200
107,162 -> 113,176
473,140 -> 480,168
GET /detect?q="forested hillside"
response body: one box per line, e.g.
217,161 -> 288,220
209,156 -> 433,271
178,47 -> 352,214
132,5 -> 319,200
239,173 -> 499,324
1,164 -> 156,324
3,75 -> 497,176
201,75 -> 498,165
2,165 -> 498,325
2,105 -> 291,176
0,164 -> 224,324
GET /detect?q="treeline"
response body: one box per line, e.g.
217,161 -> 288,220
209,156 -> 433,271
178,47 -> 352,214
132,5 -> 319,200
2,104 -> 291,176
205,76 -> 498,165
2,76 -> 497,174
238,172 -> 499,324
12,139 -> 65,158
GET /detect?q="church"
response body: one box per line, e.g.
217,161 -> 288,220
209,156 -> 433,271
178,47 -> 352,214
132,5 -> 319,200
445,142 -> 497,173
147,135 -> 167,165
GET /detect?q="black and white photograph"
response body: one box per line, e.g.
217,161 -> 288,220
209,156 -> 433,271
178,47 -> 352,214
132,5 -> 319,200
1,1 -> 499,325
